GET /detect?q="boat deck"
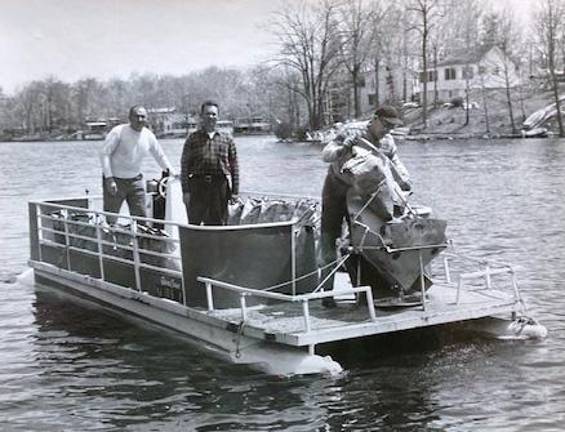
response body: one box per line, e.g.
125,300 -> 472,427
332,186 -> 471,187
206,275 -> 521,348
28,194 -> 527,357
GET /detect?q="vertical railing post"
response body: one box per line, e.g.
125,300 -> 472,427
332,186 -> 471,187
419,251 -> 427,312
206,281 -> 214,311
443,257 -> 451,283
302,299 -> 311,332
356,255 -> 361,286
131,220 -> 142,292
365,287 -> 377,321
95,214 -> 105,281
35,204 -> 43,262
63,210 -> 71,270
291,228 -> 297,296
181,277 -> 187,306
240,293 -> 247,321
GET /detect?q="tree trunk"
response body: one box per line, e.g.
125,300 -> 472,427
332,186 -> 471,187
433,45 -> 438,108
421,12 -> 428,128
402,70 -> 407,102
547,0 -> 564,137
518,78 -> 527,123
464,63 -> 470,127
374,57 -> 380,108
550,70 -> 564,137
352,67 -> 360,118
503,60 -> 516,133
464,84 -> 470,126
479,74 -> 490,134
422,37 -> 428,128
505,80 -> 516,134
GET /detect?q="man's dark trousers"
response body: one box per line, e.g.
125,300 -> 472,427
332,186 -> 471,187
187,175 -> 229,225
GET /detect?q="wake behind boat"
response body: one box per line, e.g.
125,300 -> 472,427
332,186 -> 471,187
27,174 -> 546,376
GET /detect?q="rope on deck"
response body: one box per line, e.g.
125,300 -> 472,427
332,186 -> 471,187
261,254 -> 351,294
312,254 -> 351,294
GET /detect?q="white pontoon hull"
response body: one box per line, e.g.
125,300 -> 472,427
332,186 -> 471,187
31,261 -> 343,376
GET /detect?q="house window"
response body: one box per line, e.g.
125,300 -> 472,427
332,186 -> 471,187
462,66 -> 474,79
478,66 -> 486,75
445,68 -> 457,80
368,94 -> 377,106
356,76 -> 366,88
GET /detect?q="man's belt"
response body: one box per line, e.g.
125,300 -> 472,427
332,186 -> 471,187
105,173 -> 143,181
190,173 -> 223,183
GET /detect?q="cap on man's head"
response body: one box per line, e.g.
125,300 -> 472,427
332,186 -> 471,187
374,105 -> 403,126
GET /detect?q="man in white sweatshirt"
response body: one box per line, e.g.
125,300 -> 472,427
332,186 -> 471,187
100,105 -> 175,224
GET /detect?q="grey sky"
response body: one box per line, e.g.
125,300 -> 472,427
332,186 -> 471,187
1,0 -> 534,95
0,0 -> 279,94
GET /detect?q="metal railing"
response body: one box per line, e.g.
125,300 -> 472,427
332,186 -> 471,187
197,276 -> 377,333
436,252 -> 524,308
31,199 -> 184,303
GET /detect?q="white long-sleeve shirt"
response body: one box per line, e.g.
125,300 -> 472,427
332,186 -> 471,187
100,124 -> 172,179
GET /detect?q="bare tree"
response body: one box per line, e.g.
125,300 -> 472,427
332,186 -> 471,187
72,78 -> 105,125
432,44 -> 439,108
498,9 -> 521,134
338,0 -> 381,118
477,67 -> 491,134
17,82 -> 45,133
534,0 -> 565,137
400,8 -> 416,104
407,0 -> 442,128
376,3 -> 411,106
270,0 -> 343,130
454,1 -> 483,127
280,69 -> 305,128
370,4 -> 392,108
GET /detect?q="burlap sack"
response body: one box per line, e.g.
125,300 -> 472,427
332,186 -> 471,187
341,147 -> 397,220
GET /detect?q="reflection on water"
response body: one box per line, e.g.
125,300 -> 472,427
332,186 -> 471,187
1,136 -> 565,430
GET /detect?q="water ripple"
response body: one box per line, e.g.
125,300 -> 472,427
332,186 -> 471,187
1,138 -> 565,430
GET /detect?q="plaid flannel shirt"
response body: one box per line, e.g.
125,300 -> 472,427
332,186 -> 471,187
180,129 -> 239,194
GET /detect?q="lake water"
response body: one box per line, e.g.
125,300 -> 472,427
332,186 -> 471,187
1,135 -> 565,431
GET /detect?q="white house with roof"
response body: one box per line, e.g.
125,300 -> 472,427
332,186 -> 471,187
326,66 -> 417,121
357,66 -> 417,116
147,107 -> 198,138
416,45 -> 521,103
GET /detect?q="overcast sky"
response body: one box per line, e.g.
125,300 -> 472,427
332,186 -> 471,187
0,0 -> 280,94
1,0 -> 534,95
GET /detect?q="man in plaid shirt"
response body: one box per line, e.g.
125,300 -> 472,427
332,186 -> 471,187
180,101 -> 239,225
